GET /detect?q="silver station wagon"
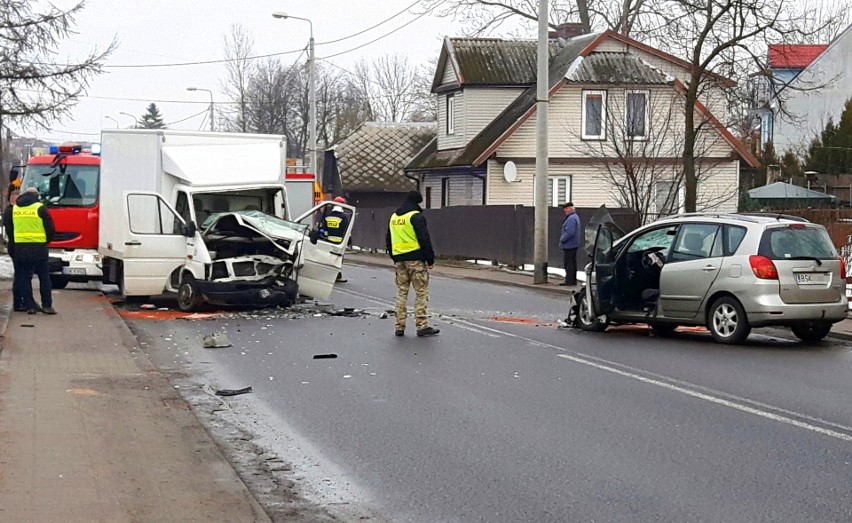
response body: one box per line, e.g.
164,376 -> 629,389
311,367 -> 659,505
577,212 -> 848,344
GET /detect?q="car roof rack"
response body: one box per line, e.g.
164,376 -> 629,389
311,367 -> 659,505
665,212 -> 760,223
739,212 -> 810,223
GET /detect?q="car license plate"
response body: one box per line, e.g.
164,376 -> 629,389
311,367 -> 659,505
796,273 -> 826,285
63,268 -> 86,275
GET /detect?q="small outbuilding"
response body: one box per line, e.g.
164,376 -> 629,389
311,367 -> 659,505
747,181 -> 839,208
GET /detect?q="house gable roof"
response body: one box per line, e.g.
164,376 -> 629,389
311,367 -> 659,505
334,122 -> 436,192
432,37 -> 564,91
768,44 -> 828,69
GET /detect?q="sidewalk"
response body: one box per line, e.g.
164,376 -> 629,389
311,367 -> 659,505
346,251 -> 852,341
0,284 -> 269,522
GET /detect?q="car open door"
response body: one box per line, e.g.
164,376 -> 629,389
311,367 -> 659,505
588,223 -> 619,316
120,192 -> 191,296
292,201 -> 357,300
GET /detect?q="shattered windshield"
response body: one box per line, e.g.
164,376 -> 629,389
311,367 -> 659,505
22,164 -> 99,207
203,210 -> 308,236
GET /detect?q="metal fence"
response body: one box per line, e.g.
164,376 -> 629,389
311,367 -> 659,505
351,205 -> 640,269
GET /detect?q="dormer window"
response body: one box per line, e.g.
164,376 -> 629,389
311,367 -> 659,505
447,94 -> 455,135
582,90 -> 606,140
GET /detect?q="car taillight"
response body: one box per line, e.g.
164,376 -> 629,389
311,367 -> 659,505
840,257 -> 847,280
749,255 -> 778,279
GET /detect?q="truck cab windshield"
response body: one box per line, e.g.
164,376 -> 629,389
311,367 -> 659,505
23,164 -> 99,207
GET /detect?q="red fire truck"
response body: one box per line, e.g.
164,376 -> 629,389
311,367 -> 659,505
21,143 -> 102,288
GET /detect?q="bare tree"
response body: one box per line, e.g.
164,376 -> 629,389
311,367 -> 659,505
0,0 -> 114,203
219,24 -> 256,133
351,54 -> 423,123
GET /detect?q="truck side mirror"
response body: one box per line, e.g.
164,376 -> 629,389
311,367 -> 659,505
183,221 -> 197,238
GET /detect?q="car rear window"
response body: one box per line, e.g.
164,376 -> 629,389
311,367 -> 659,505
758,226 -> 837,260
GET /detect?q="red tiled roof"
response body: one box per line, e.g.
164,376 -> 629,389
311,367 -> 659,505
768,44 -> 827,68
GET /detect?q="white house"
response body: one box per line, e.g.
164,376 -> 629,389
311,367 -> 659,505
405,29 -> 760,219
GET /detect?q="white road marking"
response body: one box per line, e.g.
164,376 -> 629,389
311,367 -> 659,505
337,283 -> 852,442
556,353 -> 852,442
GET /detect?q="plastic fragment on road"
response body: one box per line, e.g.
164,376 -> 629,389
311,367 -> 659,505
215,386 -> 253,397
313,353 -> 338,359
140,304 -> 156,310
203,333 -> 232,348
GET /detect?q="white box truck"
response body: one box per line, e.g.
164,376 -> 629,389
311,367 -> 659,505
98,129 -> 355,311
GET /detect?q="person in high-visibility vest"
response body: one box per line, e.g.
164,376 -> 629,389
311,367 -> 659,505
2,187 -> 56,314
385,190 -> 439,337
321,196 -> 351,283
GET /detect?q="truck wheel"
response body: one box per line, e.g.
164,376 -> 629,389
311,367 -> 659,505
578,291 -> 608,332
177,274 -> 203,312
790,321 -> 832,343
50,276 -> 69,290
707,296 -> 751,344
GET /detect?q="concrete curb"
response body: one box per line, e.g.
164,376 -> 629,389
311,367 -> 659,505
0,287 -> 12,340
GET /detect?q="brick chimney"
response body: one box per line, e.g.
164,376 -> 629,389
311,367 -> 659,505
549,22 -> 586,39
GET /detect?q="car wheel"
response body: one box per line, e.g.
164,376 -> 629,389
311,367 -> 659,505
177,274 -> 203,312
49,276 -> 69,290
790,321 -> 832,343
578,291 -> 608,332
651,323 -> 677,337
707,296 -> 751,344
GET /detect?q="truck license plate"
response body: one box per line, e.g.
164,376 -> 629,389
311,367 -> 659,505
63,268 -> 86,275
796,273 -> 825,285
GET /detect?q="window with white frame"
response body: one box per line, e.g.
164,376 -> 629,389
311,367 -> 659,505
446,94 -> 455,135
543,176 -> 572,207
626,90 -> 649,139
582,90 -> 606,140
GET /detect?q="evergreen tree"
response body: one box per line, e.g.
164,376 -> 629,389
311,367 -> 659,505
139,103 -> 166,129
804,99 -> 852,175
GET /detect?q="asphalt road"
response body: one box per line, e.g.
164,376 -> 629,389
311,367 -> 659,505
123,263 -> 852,522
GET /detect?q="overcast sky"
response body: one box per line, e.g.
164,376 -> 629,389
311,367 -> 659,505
22,0 -> 468,142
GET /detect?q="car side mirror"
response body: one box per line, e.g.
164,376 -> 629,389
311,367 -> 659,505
183,221 -> 197,238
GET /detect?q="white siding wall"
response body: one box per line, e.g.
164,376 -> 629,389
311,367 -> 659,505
696,161 -> 739,213
441,60 -> 458,85
496,85 -> 735,160
486,160 -> 617,207
596,39 -> 628,52
437,91 -> 465,150
464,87 -> 525,141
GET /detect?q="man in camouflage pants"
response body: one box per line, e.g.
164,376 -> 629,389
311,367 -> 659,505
386,190 -> 439,337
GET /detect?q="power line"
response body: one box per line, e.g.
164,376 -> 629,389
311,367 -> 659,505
103,47 -> 306,69
316,0 -> 421,45
320,3 -> 444,60
166,107 -> 209,127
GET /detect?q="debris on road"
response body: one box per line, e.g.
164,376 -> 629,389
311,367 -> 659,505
313,353 -> 338,359
203,333 -> 232,348
140,304 -> 157,310
215,386 -> 253,397
379,312 -> 389,319
329,307 -> 367,317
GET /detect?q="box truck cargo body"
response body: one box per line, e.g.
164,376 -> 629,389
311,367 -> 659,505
98,129 -> 355,310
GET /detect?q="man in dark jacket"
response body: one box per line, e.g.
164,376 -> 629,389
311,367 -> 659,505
3,187 -> 57,314
559,202 -> 581,286
386,190 -> 439,337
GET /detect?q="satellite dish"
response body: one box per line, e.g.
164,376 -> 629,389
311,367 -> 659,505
503,161 -> 518,183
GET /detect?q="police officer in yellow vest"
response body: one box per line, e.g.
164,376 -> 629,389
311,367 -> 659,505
386,190 -> 439,337
3,187 -> 56,314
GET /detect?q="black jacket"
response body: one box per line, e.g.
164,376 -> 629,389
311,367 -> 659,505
3,191 -> 56,261
386,201 -> 434,265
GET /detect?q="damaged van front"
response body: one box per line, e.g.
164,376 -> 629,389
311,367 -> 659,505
109,191 -> 355,311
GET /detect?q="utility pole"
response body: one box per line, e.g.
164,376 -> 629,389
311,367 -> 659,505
308,31 -> 317,176
533,0 -> 549,284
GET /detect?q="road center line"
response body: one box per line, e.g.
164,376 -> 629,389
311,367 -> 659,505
336,285 -> 852,442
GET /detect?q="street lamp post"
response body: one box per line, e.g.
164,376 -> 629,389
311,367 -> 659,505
104,115 -> 119,128
119,112 -> 137,128
187,87 -> 215,132
272,11 -> 316,175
